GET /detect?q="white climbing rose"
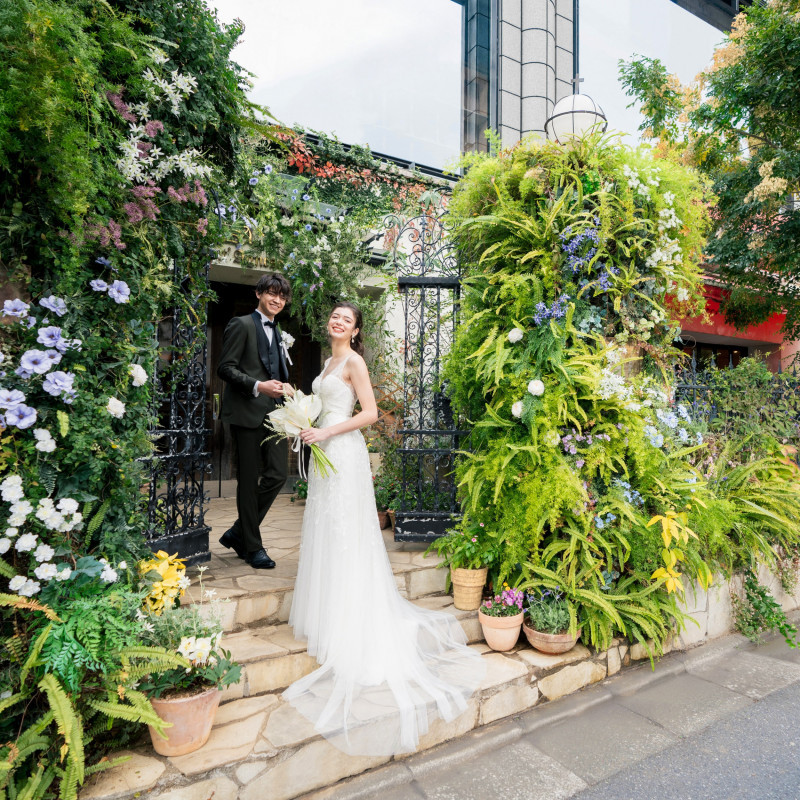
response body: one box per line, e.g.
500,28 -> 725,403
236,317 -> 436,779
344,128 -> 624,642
511,401 -> 524,418
527,379 -> 545,396
106,397 -> 126,418
507,328 -> 524,344
129,364 -> 148,387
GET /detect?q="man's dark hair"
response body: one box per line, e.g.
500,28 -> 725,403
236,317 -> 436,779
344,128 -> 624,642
255,273 -> 292,302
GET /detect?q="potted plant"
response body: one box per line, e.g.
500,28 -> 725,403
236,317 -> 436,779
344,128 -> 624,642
138,555 -> 241,756
478,585 -> 525,651
427,518 -> 500,610
291,477 -> 308,504
372,471 -> 395,529
523,588 -> 581,654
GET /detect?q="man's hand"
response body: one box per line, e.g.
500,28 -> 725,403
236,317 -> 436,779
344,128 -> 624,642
258,380 -> 285,399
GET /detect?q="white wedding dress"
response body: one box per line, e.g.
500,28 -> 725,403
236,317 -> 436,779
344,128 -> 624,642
284,355 -> 485,756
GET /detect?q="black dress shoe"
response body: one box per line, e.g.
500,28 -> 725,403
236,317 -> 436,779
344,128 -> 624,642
246,549 -> 276,569
219,528 -> 246,559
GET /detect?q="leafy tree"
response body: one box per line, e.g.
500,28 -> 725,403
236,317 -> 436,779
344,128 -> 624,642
619,0 -> 800,338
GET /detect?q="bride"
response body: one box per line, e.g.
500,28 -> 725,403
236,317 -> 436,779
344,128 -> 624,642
284,301 -> 485,756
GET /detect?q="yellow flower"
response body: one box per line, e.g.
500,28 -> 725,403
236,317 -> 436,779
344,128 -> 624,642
139,550 -> 187,615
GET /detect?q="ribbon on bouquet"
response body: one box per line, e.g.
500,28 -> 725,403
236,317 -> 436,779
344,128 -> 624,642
292,436 -> 307,480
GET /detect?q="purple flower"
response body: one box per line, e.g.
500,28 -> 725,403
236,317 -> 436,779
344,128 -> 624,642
3,299 -> 29,318
576,459 -> 585,468
95,256 -> 111,267
39,296 -> 67,317
0,389 -> 25,409
249,177 -> 259,186
107,281 -> 130,304
6,405 -> 37,429
20,350 -> 54,375
263,164 -> 273,174
304,224 -> 312,231
24,317 -> 37,329
36,326 -> 64,350
90,279 -> 108,292
15,367 -> 33,380
44,349 -> 62,366
42,371 -> 75,398
302,194 -> 310,201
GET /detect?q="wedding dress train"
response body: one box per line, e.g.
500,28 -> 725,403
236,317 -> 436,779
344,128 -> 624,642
284,356 -> 485,756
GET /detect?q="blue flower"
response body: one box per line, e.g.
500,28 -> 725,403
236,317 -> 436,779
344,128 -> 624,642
36,326 -> 64,351
5,405 -> 36,430
595,516 -> 605,530
304,224 -> 312,231
302,194 -> 310,201
249,177 -> 259,186
42,371 -> 75,398
107,281 -> 131,304
289,253 -> 296,259
0,389 -> 26,409
95,256 -> 111,268
263,164 -> 273,174
15,367 -> 33,380
252,169 -> 260,176
90,279 -> 108,292
39,296 -> 67,317
215,205 -> 227,217
20,350 -> 54,375
292,189 -> 298,195
293,231 -> 299,237
3,299 -> 29,318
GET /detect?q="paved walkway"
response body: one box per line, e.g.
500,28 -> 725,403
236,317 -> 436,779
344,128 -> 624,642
304,624 -> 800,800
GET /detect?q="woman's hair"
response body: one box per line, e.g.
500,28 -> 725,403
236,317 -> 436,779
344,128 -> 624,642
331,301 -> 364,356
255,272 -> 292,302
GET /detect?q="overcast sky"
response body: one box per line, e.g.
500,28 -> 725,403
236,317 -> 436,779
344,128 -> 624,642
209,0 -> 723,167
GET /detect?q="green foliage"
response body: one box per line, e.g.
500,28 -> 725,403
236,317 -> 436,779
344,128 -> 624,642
427,517 -> 505,573
733,571 -> 799,648
524,590 -> 572,635
620,1 -> 800,338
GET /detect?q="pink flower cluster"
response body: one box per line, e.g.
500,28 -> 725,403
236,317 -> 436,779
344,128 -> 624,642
167,180 -> 208,207
124,184 -> 162,224
87,218 -> 126,251
482,587 -> 524,611
106,91 -> 137,124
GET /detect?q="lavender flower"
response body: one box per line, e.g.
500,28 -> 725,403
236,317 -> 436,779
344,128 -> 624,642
3,299 -> 29,317
39,296 -> 67,317
36,326 -> 66,351
107,281 -> 131,304
20,350 -> 54,375
6,405 -> 37,429
0,390 -> 25,409
90,279 -> 108,292
42,371 -> 76,398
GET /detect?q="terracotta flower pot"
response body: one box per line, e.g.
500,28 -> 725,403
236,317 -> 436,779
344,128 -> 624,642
376,509 -> 389,529
523,622 -> 581,654
478,609 -> 524,651
148,686 -> 221,756
450,567 -> 488,611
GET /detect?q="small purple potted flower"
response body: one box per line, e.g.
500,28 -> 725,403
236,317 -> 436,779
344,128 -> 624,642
478,584 -> 525,651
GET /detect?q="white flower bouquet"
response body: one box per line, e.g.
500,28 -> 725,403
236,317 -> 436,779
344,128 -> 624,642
266,389 -> 336,477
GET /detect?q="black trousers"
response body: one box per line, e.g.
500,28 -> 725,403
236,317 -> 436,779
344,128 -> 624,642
229,423 -> 288,554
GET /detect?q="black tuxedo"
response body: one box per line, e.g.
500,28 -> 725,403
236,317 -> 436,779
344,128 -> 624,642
217,311 -> 290,554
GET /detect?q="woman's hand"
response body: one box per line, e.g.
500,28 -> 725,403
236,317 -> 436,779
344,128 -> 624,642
300,427 -> 331,444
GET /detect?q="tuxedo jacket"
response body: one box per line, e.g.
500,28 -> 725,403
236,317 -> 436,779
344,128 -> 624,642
217,311 -> 290,429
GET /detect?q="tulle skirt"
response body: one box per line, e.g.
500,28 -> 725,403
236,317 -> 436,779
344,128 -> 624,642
284,426 -> 485,756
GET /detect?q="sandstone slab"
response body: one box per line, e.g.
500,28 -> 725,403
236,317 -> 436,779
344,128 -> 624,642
246,651 -> 318,695
215,694 -> 278,727
516,643 -> 591,672
168,712 -> 266,776
479,652 -> 529,690
480,682 -> 540,725
263,700 -> 321,748
407,567 -> 448,599
149,777 -> 239,800
538,660 -> 606,701
607,646 -> 621,676
79,751 -> 165,800
235,593 -> 281,626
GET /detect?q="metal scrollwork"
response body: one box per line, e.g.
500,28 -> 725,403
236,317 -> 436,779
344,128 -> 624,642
142,258 -> 211,564
387,209 -> 464,542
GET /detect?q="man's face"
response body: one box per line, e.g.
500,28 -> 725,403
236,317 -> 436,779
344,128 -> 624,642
257,290 -> 287,319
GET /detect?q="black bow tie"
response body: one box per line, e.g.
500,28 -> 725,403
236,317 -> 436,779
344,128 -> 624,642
263,319 -> 276,329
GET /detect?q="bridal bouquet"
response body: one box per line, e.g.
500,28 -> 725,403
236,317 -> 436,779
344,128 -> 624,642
267,390 -> 336,477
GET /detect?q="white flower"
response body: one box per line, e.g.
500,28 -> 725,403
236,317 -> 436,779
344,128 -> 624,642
106,397 -> 126,418
5,528 -> 18,538
141,621 -> 155,633
203,589 -> 217,600
18,579 -> 41,597
100,565 -> 119,583
676,287 -> 689,303
543,430 -> 561,447
527,379 -> 545,397
1,476 -> 24,503
15,533 -> 37,552
177,576 -> 191,590
9,575 -> 26,592
34,544 -> 54,563
507,328 -> 524,344
281,332 -> 295,348
0,538 -> 11,554
128,364 -> 148,387
192,637 -> 213,663
56,498 -> 79,515
34,563 -> 58,581
54,566 -> 72,581
118,560 -> 127,570
268,390 -> 322,437
177,636 -> 196,659
511,401 -> 524,418
34,429 -> 56,452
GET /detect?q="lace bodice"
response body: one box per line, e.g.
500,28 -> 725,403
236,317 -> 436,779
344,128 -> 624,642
312,355 -> 357,426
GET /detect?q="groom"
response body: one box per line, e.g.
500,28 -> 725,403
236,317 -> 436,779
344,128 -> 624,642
217,273 -> 292,569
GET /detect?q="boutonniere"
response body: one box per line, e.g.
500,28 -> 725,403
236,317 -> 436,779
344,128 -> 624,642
280,331 -> 295,365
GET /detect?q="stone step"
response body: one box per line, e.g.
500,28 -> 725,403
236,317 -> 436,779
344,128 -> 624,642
81,624 -> 637,800
185,540 -> 450,634
217,597 -> 483,703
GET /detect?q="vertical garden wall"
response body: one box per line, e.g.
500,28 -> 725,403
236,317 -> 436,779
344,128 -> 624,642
443,133 -> 800,654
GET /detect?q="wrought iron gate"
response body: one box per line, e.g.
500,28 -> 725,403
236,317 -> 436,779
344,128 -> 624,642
142,258 -> 211,564
388,210 -> 464,542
